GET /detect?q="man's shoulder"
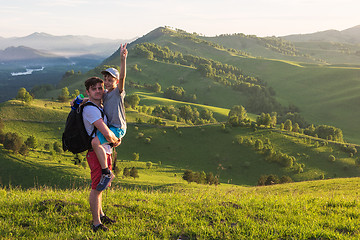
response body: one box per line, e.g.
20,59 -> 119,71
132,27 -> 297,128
83,102 -> 102,111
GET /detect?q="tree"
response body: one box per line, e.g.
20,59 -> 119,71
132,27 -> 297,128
153,82 -> 161,93
123,167 -> 130,177
284,119 -> 292,131
58,87 -> 70,102
228,105 -> 247,126
44,143 -> 50,150
25,135 -> 38,149
130,167 -> 139,179
16,87 -> 27,100
132,64 -> 141,72
205,172 -> 215,185
146,161 -> 152,169
125,94 -> 140,108
265,175 -> 280,185
16,87 -> 33,103
280,176 -> 293,184
292,123 -> 300,133
19,144 -> 29,156
164,86 -> 185,100
132,152 -> 140,161
3,132 -> 22,153
254,139 -> 264,151
183,170 -> 194,183
24,92 -> 33,103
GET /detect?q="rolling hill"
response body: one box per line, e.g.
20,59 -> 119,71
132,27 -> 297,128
49,27 -> 360,144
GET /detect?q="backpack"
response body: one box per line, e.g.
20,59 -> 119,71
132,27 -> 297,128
62,102 -> 104,154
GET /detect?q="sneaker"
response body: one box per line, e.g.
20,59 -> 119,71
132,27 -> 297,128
101,215 -> 116,224
92,223 -> 109,232
96,171 -> 115,191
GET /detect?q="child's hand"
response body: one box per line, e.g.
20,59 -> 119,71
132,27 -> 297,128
113,138 -> 122,147
120,43 -> 128,60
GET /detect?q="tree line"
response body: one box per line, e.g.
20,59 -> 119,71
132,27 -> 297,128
228,104 -> 344,143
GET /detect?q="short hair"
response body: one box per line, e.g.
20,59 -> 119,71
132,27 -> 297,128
85,77 -> 103,90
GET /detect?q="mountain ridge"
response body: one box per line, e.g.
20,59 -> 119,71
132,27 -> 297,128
282,24 -> 360,43
0,32 -> 137,57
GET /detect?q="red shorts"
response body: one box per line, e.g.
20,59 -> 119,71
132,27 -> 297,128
86,150 -> 112,190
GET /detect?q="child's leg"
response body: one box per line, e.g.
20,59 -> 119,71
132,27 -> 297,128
91,136 -> 108,169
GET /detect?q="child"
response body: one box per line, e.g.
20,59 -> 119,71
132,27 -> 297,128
92,44 -> 128,191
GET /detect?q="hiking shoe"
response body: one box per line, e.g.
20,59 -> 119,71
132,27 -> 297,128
92,223 -> 109,232
96,171 -> 115,191
101,215 -> 116,224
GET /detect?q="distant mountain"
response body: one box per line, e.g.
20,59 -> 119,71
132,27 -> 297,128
0,46 -> 61,61
0,32 -> 136,57
282,25 -> 360,43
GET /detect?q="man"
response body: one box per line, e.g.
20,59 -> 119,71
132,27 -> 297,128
83,76 -> 121,232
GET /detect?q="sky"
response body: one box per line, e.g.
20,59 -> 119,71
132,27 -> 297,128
0,0 -> 359,40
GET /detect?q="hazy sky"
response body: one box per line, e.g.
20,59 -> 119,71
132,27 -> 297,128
1,0 -> 359,40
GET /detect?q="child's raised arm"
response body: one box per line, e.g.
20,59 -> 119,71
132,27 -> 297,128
118,43 -> 128,93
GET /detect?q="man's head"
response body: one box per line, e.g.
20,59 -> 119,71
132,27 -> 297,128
101,68 -> 119,91
85,77 -> 104,101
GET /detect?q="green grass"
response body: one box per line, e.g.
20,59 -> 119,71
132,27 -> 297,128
2,98 -> 360,187
1,178 -> 360,239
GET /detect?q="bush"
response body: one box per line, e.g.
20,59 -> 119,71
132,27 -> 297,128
132,152 -> 140,161
146,162 -> 152,169
19,144 -> 29,156
328,155 -> 336,162
3,132 -> 23,153
25,135 -> 38,149
280,176 -> 293,184
130,167 -> 139,179
265,175 -> 280,185
123,167 -> 130,177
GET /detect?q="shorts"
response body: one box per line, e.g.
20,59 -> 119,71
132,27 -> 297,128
86,150 -> 112,190
97,126 -> 126,145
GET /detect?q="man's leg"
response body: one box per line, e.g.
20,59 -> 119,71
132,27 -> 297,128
89,189 -> 102,226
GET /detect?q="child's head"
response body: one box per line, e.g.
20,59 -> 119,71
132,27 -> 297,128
101,68 -> 119,91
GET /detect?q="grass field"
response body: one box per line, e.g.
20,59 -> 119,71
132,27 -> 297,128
1,178 -> 360,239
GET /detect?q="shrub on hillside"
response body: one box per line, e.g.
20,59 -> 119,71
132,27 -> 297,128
3,132 -> 23,153
130,167 -> 139,179
132,152 -> 140,161
258,174 -> 291,186
25,136 -> 38,149
123,167 -> 130,177
328,155 -> 336,162
19,144 -> 29,156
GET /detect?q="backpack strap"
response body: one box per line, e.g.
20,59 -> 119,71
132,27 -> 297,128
81,101 -> 105,137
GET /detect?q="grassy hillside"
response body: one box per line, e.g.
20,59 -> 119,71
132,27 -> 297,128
1,178 -> 360,239
40,27 -> 360,145
1,99 -> 360,189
